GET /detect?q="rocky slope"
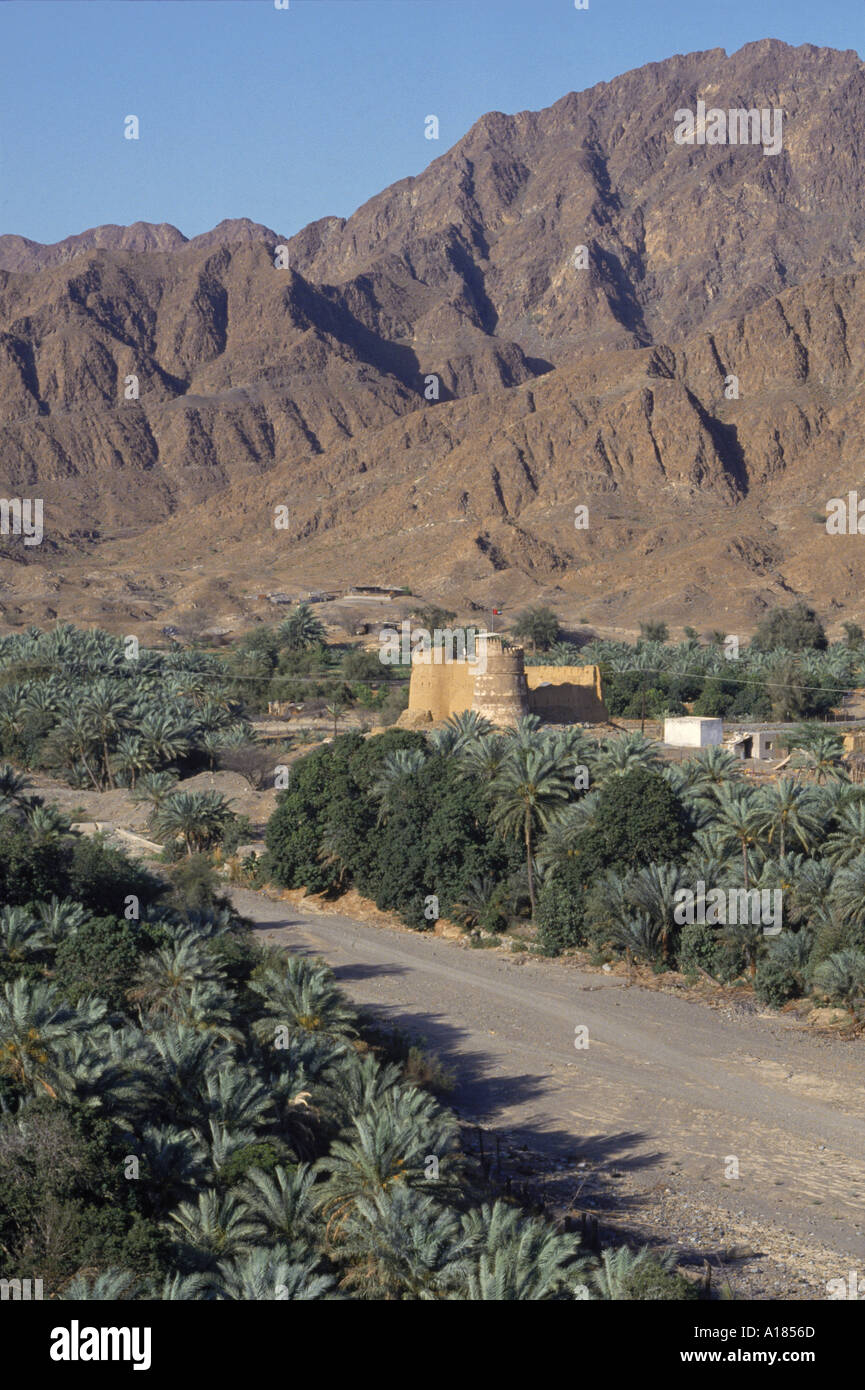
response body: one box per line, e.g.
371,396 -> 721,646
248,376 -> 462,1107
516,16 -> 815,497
1,38 -> 864,636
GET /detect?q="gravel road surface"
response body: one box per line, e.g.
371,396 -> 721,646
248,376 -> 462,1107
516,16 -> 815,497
233,888 -> 865,1298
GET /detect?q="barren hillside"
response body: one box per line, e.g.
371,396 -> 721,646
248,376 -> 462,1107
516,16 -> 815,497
1,38 -> 864,637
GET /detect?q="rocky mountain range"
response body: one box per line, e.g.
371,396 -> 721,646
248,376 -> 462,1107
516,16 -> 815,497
2,37 -> 865,638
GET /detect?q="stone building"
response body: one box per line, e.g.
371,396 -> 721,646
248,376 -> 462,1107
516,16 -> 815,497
401,635 -> 607,728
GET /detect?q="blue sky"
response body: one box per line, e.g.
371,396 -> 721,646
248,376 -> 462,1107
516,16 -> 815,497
0,0 -> 862,244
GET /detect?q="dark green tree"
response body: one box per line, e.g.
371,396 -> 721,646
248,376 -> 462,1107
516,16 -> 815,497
570,767 -> 692,878
751,601 -> 827,652
511,607 -> 560,654
55,916 -> 143,1011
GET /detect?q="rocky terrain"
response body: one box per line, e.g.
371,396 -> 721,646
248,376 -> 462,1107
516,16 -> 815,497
2,38 -> 865,637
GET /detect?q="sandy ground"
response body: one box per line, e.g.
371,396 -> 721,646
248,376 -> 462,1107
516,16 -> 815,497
28,769 -> 280,839
23,765 -> 865,1299
233,886 -> 865,1302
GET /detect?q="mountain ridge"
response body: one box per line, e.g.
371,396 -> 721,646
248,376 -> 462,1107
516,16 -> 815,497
1,38 -> 864,638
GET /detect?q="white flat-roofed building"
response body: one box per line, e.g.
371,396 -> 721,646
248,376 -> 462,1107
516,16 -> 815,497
663,716 -> 723,748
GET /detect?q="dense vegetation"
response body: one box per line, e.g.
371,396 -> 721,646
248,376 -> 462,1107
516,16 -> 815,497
0,788 -> 693,1300
266,714 -> 865,1017
224,604 -> 408,721
3,606 -> 864,1303
0,623 -> 250,789
265,725 -> 524,926
522,603 -> 857,723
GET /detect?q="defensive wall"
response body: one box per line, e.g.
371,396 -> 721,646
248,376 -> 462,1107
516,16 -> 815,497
405,635 -> 607,727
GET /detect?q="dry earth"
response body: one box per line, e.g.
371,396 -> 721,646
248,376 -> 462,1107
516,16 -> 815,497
233,886 -> 865,1301
27,762 -> 865,1300
4,41 -> 865,638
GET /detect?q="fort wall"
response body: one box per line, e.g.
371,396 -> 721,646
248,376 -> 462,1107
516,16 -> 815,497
404,639 -> 607,726
525,664 -> 608,722
406,658 -> 476,723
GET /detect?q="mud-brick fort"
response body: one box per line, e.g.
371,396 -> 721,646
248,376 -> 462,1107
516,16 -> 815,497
400,635 -> 607,728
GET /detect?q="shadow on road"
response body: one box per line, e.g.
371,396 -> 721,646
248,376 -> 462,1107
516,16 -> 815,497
242,900 -> 745,1273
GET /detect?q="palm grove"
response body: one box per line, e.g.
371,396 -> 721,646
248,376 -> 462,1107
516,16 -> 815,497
0,762 -> 698,1300
2,604 -> 865,1299
267,599 -> 865,1016
0,625 -> 698,1300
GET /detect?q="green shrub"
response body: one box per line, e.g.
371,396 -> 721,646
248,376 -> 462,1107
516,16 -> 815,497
812,949 -> 865,1007
754,934 -> 811,1007
572,767 -> 692,876
536,868 -> 585,955
621,1261 -> 700,1301
54,915 -> 143,1011
677,921 -> 722,978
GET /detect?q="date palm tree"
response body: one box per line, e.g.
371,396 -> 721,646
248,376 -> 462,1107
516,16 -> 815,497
25,802 -> 70,848
315,1087 -> 459,1238
215,1248 -> 333,1301
607,910 -> 664,965
132,769 -> 180,820
812,949 -> 865,1010
134,1122 -> 208,1213
718,919 -> 767,979
111,734 -> 152,789
0,905 -> 49,964
51,1031 -> 146,1115
50,709 -> 102,789
752,780 -> 821,860
460,1200 -> 587,1300
80,680 -> 132,787
828,854 -> 865,930
130,939 -> 227,1019
0,979 -> 106,1095
490,746 -> 573,915
449,876 -> 502,932
324,1051 -> 404,1128
0,762 -> 31,817
199,1064 -> 274,1132
787,726 -> 846,784
32,895 -> 90,946
536,793 -> 602,875
324,700 -> 345,740
593,731 -> 661,784
58,1270 -> 139,1300
687,745 -> 742,790
455,732 -> 511,785
278,603 -> 326,651
587,1243 -> 678,1300
137,711 -> 193,770
338,1185 -> 470,1299
823,802 -> 865,866
368,748 -> 427,824
511,606 -> 560,654
783,857 -> 834,927
440,709 -> 495,750
503,713 -> 543,749
152,789 -> 235,855
166,1188 -> 259,1267
711,785 -> 764,890
629,861 -> 688,960
146,1022 -> 235,1114
250,956 -> 357,1041
241,1163 -> 318,1245
161,1271 -> 215,1300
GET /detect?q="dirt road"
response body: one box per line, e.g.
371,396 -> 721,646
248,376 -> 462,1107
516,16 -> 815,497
233,888 -> 865,1299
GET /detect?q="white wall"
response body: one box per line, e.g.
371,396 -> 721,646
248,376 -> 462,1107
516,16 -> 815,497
663,716 -> 723,748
